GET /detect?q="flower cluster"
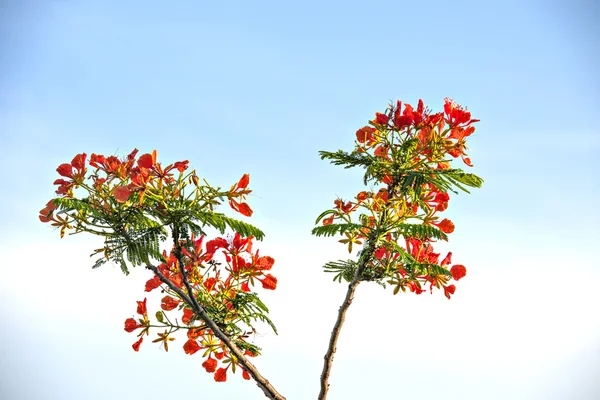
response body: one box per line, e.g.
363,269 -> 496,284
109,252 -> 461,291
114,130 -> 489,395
40,149 -> 273,383
39,149 -> 254,238
317,98 -> 480,299
124,232 -> 277,382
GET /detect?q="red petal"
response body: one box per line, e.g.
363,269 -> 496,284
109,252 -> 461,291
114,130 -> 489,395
214,367 -> 227,382
237,202 -> 253,217
114,186 -> 132,203
237,174 -> 250,190
132,337 -> 143,352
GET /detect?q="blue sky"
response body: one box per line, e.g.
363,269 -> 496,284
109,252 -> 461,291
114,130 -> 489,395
1,1 -> 598,399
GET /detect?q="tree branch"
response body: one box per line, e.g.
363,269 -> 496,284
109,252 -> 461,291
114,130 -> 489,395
317,239 -> 375,400
318,183 -> 399,400
146,264 -> 286,400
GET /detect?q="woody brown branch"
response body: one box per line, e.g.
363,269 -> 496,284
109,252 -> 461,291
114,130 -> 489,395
318,182 -> 399,400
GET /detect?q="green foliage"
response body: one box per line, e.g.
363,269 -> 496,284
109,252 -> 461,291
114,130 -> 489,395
230,292 -> 278,335
311,223 -> 363,238
323,260 -> 357,283
391,223 -> 448,241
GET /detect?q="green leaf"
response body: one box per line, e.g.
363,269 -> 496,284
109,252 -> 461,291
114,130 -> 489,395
311,223 -> 363,238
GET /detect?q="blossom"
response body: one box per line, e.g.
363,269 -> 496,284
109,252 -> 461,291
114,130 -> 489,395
136,298 -> 147,316
145,276 -> 162,292
56,163 -> 73,178
214,367 -> 227,382
203,357 -> 218,373
259,274 -> 277,290
443,284 -> 456,299
434,218 -> 455,234
124,318 -> 142,332
182,308 -> 194,325
374,112 -> 389,125
113,186 -> 132,203
132,337 -> 143,352
161,296 -> 180,311
450,264 -> 467,281
183,339 -> 201,355
256,256 -> 274,270
137,151 -> 157,169
356,126 -> 376,144
38,200 -> 56,223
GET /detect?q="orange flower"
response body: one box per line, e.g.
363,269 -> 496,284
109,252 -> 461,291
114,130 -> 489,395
236,174 -> 250,190
443,284 -> 456,299
434,218 -> 455,233
259,274 -> 277,290
203,357 -> 218,373
56,163 -> 73,178
161,296 -> 180,311
113,186 -> 132,203
242,369 -> 251,380
183,339 -> 201,355
144,276 -> 162,292
38,200 -> 56,223
450,264 -> 466,281
237,202 -> 253,217
136,298 -> 147,316
356,126 -> 375,144
257,256 -> 274,270
124,318 -> 142,332
214,367 -> 227,382
137,151 -> 157,169
182,308 -> 194,325
323,215 -> 334,225
356,191 -> 369,202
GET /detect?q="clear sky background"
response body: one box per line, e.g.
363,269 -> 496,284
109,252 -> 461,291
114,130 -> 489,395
1,1 -> 599,399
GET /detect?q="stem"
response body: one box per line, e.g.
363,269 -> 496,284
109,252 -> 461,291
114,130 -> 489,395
146,264 -> 285,399
318,184 -> 399,400
317,239 -> 375,400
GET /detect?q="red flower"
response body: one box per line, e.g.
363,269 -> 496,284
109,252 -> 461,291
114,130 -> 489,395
56,163 -> 73,178
206,237 -> 229,254
356,126 -> 375,144
124,318 -> 142,332
443,284 -> 456,299
214,367 -> 227,382
183,339 -> 201,355
257,256 -> 274,270
203,357 -> 218,373
236,174 -> 250,190
71,153 -> 87,171
374,145 -> 389,159
323,215 -> 334,225
374,112 -> 389,125
137,151 -> 157,169
38,200 -> 56,223
204,277 -> 216,291
113,186 -> 132,203
450,264 -> 467,281
237,202 -> 253,217
182,308 -> 194,325
136,298 -> 147,316
145,276 -> 162,292
174,161 -> 189,172
434,218 -> 455,233
132,337 -> 143,352
242,369 -> 250,380
161,296 -> 180,311
356,191 -> 369,202
259,274 -> 277,290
